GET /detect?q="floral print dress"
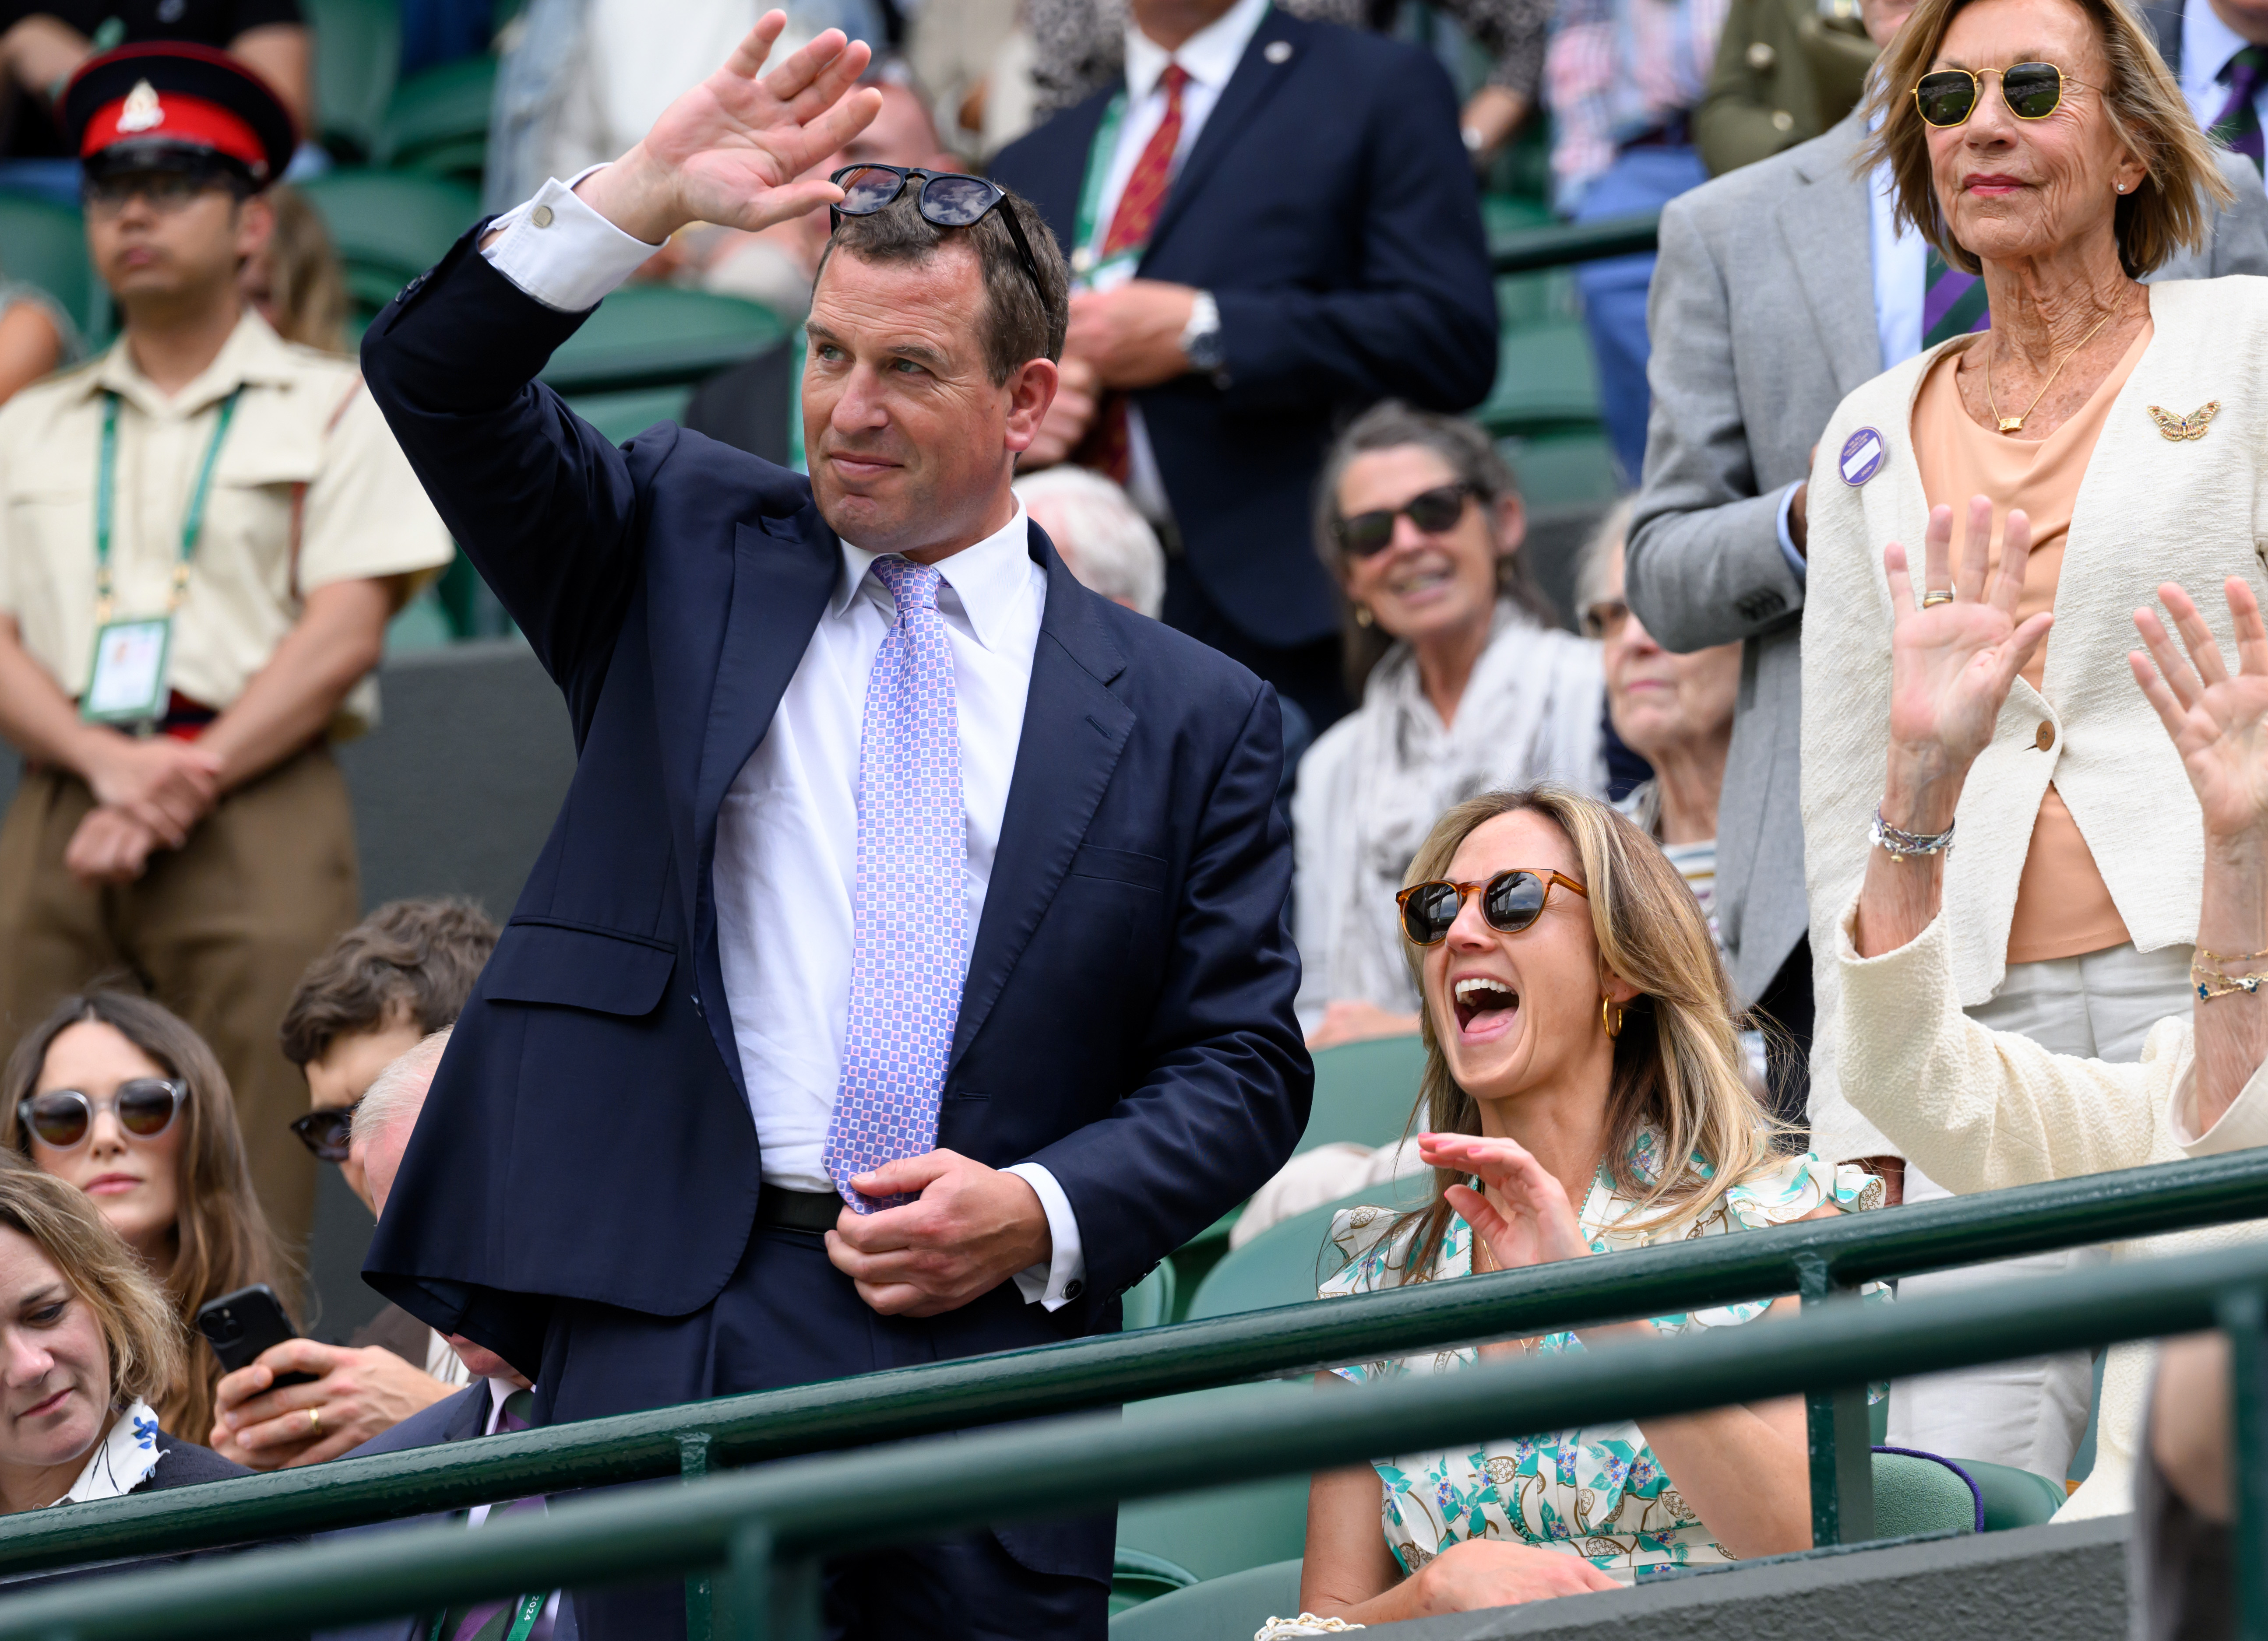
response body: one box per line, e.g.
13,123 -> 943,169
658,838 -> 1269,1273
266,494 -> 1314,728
1318,1135 -> 1884,1583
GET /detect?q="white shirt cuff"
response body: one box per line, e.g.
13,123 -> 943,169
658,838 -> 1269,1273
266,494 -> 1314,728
1004,1162 -> 1086,1311
1775,481 -> 1809,585
479,165 -> 661,313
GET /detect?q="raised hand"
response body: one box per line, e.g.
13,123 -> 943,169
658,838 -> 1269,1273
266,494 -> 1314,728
2131,579 -> 2268,846
578,14 -> 884,245
1882,496 -> 2054,784
1418,1131 -> 1592,1271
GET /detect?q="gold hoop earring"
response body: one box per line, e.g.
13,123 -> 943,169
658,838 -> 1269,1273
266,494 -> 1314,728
1354,605 -> 1374,628
1601,996 -> 1624,1039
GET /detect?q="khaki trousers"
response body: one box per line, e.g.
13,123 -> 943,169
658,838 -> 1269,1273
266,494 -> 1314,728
0,747 -> 360,1256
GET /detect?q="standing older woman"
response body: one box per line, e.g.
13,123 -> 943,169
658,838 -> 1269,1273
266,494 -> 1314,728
1,994 -> 285,1449
1296,403 -> 1606,1049
1300,787 -> 1881,1621
1799,0 -> 2259,1483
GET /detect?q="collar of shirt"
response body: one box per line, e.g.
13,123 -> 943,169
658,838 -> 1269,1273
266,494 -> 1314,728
1123,0 -> 1271,102
833,505 -> 1035,654
87,306 -> 297,420
483,1375 -> 531,1435
2181,0 -> 2258,120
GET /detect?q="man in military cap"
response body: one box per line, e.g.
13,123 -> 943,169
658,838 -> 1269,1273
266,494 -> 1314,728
0,42 -> 451,1255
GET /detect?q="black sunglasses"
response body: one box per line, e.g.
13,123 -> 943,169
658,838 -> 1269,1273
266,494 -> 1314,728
19,1079 -> 187,1150
829,165 -> 1045,295
1913,62 -> 2089,127
289,1101 -> 360,1163
1333,482 -> 1476,558
1395,869 -> 1590,946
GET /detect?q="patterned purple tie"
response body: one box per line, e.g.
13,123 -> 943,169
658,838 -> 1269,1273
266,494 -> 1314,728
2213,45 -> 2268,174
823,555 -> 965,1213
437,1393 -> 554,1641
1923,247 -> 1990,350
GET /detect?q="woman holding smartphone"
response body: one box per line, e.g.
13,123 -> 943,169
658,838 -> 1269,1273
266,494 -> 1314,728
0,993 -> 283,1447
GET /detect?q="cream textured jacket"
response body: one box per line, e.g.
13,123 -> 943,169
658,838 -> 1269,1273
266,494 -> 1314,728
1835,900 -> 2268,1519
1801,277 -> 2268,1166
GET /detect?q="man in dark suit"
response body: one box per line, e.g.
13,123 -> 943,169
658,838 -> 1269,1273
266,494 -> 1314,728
357,17 -> 1310,1641
989,0 -> 1498,730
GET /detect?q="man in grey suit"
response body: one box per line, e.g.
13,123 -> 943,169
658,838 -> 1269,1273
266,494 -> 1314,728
1625,0 -> 2268,1137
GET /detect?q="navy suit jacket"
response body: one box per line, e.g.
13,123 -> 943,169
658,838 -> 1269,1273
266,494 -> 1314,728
989,10 -> 1499,650
357,235 -> 1312,1376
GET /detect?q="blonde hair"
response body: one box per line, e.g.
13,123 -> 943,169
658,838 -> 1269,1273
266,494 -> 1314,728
1390,787 -> 1783,1278
0,1159 -> 182,1413
1863,0 -> 2233,276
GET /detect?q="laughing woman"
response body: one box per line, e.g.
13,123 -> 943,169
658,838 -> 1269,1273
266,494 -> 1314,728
1300,787 -> 1883,1622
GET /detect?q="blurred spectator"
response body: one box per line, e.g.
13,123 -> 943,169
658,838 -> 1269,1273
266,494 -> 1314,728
904,0 -> 1025,155
1696,0 -> 1878,173
196,899 -> 502,1473
0,277 -> 72,403
1546,0 -> 1722,484
1292,404 -> 1602,1049
993,0 -> 1498,733
2141,0 -> 2268,173
0,48 -> 453,1256
1025,0 -> 1550,166
2141,1333 -> 2237,1640
398,0 -> 494,78
0,4 -> 310,207
239,180 -> 345,354
0,1158 -> 248,1512
1012,465 -> 1163,618
485,0 -> 887,214
0,991 -> 286,1451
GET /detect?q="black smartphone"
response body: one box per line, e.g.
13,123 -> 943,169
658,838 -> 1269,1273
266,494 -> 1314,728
194,1284 -> 317,1388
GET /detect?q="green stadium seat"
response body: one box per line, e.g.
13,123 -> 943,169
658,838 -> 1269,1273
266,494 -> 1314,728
564,386 -> 694,446
1115,1384 -> 1312,1594
1477,320 -> 1602,440
304,0 -> 403,161
541,285 -> 789,396
1109,1547 -> 1196,1614
0,193 -> 101,342
1298,1033 -> 1426,1157
1870,1449 -> 1981,1539
297,169 -> 482,315
1121,1261 -> 1177,1330
1959,1457 -> 2067,1531
1502,428 -> 1623,512
376,55 -> 497,183
1110,1558 -> 1304,1639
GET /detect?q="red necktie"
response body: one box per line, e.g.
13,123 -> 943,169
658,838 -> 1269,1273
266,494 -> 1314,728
1081,64 -> 1190,484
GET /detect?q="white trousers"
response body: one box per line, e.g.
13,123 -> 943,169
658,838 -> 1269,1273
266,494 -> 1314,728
1884,940 -> 2193,1483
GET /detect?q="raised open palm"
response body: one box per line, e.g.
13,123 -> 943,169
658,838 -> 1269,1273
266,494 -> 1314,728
1883,496 -> 2055,771
1419,1131 -> 1592,1271
2131,579 -> 2268,843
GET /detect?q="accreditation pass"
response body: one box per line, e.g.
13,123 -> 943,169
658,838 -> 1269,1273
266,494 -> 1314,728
81,617 -> 172,724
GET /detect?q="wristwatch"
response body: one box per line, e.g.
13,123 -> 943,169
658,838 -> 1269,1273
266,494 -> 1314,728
1180,289 -> 1226,379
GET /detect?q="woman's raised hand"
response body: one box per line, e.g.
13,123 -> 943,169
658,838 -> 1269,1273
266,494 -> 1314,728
1882,497 -> 2055,784
2131,579 -> 2268,846
1418,1132 -> 1592,1270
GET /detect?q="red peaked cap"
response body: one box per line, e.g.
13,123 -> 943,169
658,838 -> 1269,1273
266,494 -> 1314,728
61,42 -> 296,186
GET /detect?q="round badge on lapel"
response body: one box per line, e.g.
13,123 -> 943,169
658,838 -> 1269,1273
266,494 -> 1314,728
1838,427 -> 1887,487
1264,39 -> 1292,62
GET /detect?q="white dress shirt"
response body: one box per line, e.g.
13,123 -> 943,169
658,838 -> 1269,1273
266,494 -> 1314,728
2180,0 -> 2268,146
479,182 -> 1085,1309
1073,0 -> 1270,523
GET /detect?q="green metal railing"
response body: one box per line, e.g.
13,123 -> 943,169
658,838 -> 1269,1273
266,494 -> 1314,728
2,1234 -> 2265,1641
0,1149 -> 2263,1587
1490,208 -> 1661,275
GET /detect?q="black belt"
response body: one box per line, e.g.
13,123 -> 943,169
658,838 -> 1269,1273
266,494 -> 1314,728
757,1185 -> 844,1233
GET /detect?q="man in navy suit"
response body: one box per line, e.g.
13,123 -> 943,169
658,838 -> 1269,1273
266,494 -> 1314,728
989,0 -> 1498,730
356,18 -> 1310,1640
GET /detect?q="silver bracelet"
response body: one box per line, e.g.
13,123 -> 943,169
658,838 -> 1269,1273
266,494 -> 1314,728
1870,804 -> 1955,863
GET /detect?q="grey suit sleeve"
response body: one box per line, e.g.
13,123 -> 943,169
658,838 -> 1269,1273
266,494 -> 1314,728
1626,199 -> 1810,657
2208,154 -> 2268,278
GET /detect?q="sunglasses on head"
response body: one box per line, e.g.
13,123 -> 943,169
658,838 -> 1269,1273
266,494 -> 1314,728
19,1079 -> 186,1151
1396,869 -> 1589,946
1913,62 -> 2090,127
829,165 -> 1046,294
1333,482 -> 1475,559
289,1102 -> 359,1163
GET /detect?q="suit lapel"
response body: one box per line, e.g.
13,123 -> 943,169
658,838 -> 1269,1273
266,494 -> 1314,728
950,531 -> 1132,1067
1141,8 -> 1304,260
1778,115 -> 1883,397
1021,90 -> 1115,234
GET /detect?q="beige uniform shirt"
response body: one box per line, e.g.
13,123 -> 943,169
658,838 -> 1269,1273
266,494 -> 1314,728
0,309 -> 451,737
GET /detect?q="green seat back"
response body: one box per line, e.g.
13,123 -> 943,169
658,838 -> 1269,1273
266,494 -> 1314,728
1299,1034 -> 1426,1156
1870,1449 -> 1981,1539
1110,1558 -> 1305,1639
1115,1385 -> 1311,1586
0,193 -> 100,341
376,55 -> 497,181
297,170 -> 482,315
1958,1456 -> 2067,1531
541,285 -> 789,396
1477,320 -> 1602,440
304,0 -> 403,160
564,386 -> 693,446
1186,1179 -> 1429,1322
1120,1261 -> 1177,1330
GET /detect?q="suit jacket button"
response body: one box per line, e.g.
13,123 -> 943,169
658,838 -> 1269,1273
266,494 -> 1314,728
1747,40 -> 1777,69
1064,1278 -> 1085,1300
2035,720 -> 2056,751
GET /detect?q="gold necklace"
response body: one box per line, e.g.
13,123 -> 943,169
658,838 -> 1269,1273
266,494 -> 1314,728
1983,305 -> 2119,434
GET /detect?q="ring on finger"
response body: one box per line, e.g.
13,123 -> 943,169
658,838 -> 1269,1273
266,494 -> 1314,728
307,1407 -> 321,1439
1921,590 -> 1956,608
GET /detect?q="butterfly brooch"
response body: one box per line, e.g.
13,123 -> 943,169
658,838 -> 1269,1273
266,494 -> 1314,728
2148,401 -> 2221,441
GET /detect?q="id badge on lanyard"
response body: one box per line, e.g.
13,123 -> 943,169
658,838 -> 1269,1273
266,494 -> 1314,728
81,387 -> 240,726
427,1590 -> 547,1641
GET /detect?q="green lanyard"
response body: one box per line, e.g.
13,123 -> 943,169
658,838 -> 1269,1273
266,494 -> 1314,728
426,1589 -> 546,1641
1069,91 -> 1131,287
788,326 -> 806,474
93,386 -> 242,625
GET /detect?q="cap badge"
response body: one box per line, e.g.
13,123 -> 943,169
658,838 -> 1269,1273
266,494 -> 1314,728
117,80 -> 165,134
